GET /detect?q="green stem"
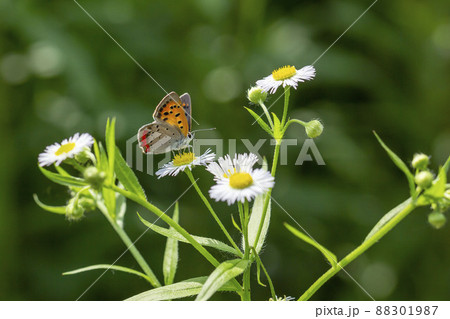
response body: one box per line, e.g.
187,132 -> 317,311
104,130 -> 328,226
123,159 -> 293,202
283,119 -> 307,135
252,138 -> 281,250
242,200 -> 251,301
185,170 -> 243,257
298,201 -> 417,301
281,86 -> 290,127
96,199 -> 161,287
259,101 -> 274,129
108,184 -> 243,293
252,247 -> 276,300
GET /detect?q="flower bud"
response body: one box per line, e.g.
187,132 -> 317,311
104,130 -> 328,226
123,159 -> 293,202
79,196 -> 96,212
75,147 -> 92,164
247,86 -> 268,104
66,198 -> 84,221
414,171 -> 433,189
83,166 -> 106,189
411,153 -> 429,170
428,211 -> 446,229
305,120 -> 323,138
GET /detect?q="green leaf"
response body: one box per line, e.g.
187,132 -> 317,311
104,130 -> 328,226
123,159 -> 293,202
364,198 -> 412,241
163,203 -> 179,285
418,168 -> 447,205
231,214 -> 242,233
373,131 -> 416,198
115,189 -> 127,228
196,259 -> 249,301
39,166 -> 89,187
33,194 -> 66,214
245,107 -> 273,136
98,142 -> 116,217
93,140 -> 101,169
138,213 -> 239,256
105,117 -> 116,183
126,276 -> 237,301
63,264 -> 152,283
247,193 -> 271,254
272,113 -> 282,141
114,146 -> 146,200
443,154 -> 450,174
285,223 -> 337,268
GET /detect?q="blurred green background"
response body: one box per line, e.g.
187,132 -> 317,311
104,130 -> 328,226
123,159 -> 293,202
1,0 -> 449,300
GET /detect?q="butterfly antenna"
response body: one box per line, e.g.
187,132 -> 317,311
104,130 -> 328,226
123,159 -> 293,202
192,128 -> 216,133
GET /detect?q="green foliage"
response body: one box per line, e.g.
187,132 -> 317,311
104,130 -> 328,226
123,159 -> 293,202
126,277 -> 237,301
196,259 -> 250,301
163,203 -> 179,285
63,264 -> 153,284
285,223 -> 337,268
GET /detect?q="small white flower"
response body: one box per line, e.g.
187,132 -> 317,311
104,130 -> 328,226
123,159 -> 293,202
206,153 -> 274,205
156,149 -> 215,178
256,65 -> 316,94
38,133 -> 94,167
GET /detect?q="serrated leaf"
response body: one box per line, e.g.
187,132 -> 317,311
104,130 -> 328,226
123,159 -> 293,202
163,203 -> 179,285
285,223 -> 337,268
126,276 -> 237,301
33,194 -> 66,214
245,107 -> 273,136
247,193 -> 271,254
138,213 -> 239,256
364,198 -> 412,241
196,259 -> 249,301
374,132 -> 416,198
63,264 -> 152,283
115,146 -> 146,200
39,166 -> 89,187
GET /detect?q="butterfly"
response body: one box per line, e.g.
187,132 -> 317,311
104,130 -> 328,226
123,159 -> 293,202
138,91 -> 194,154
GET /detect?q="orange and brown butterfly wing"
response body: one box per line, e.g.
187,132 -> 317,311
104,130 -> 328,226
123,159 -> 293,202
153,91 -> 190,137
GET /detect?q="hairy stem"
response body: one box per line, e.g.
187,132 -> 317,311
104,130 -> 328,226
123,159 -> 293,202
299,201 -> 416,301
97,199 -> 161,287
108,184 -> 243,293
185,170 -> 243,257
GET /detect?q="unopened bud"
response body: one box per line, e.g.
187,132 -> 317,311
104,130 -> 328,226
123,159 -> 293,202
79,197 -> 96,212
411,153 -> 429,170
66,198 -> 84,221
428,211 -> 446,229
83,166 -> 106,189
414,171 -> 433,189
247,86 -> 268,104
305,120 -> 323,138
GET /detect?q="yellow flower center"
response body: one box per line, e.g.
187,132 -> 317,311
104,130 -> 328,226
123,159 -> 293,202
173,152 -> 195,166
272,65 -> 297,81
55,143 -> 76,156
229,172 -> 253,189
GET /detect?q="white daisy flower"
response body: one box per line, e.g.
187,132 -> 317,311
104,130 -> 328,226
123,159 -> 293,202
206,153 -> 274,205
156,149 -> 215,178
256,65 -> 316,94
38,133 -> 94,167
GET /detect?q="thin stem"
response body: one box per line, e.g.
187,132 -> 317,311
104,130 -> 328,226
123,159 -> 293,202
107,184 -> 243,293
96,199 -> 161,287
259,101 -> 274,129
185,170 -> 243,257
299,201 -> 416,301
252,139 -> 282,250
281,86 -> 290,127
242,200 -> 251,301
283,119 -> 307,135
252,247 -> 276,300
